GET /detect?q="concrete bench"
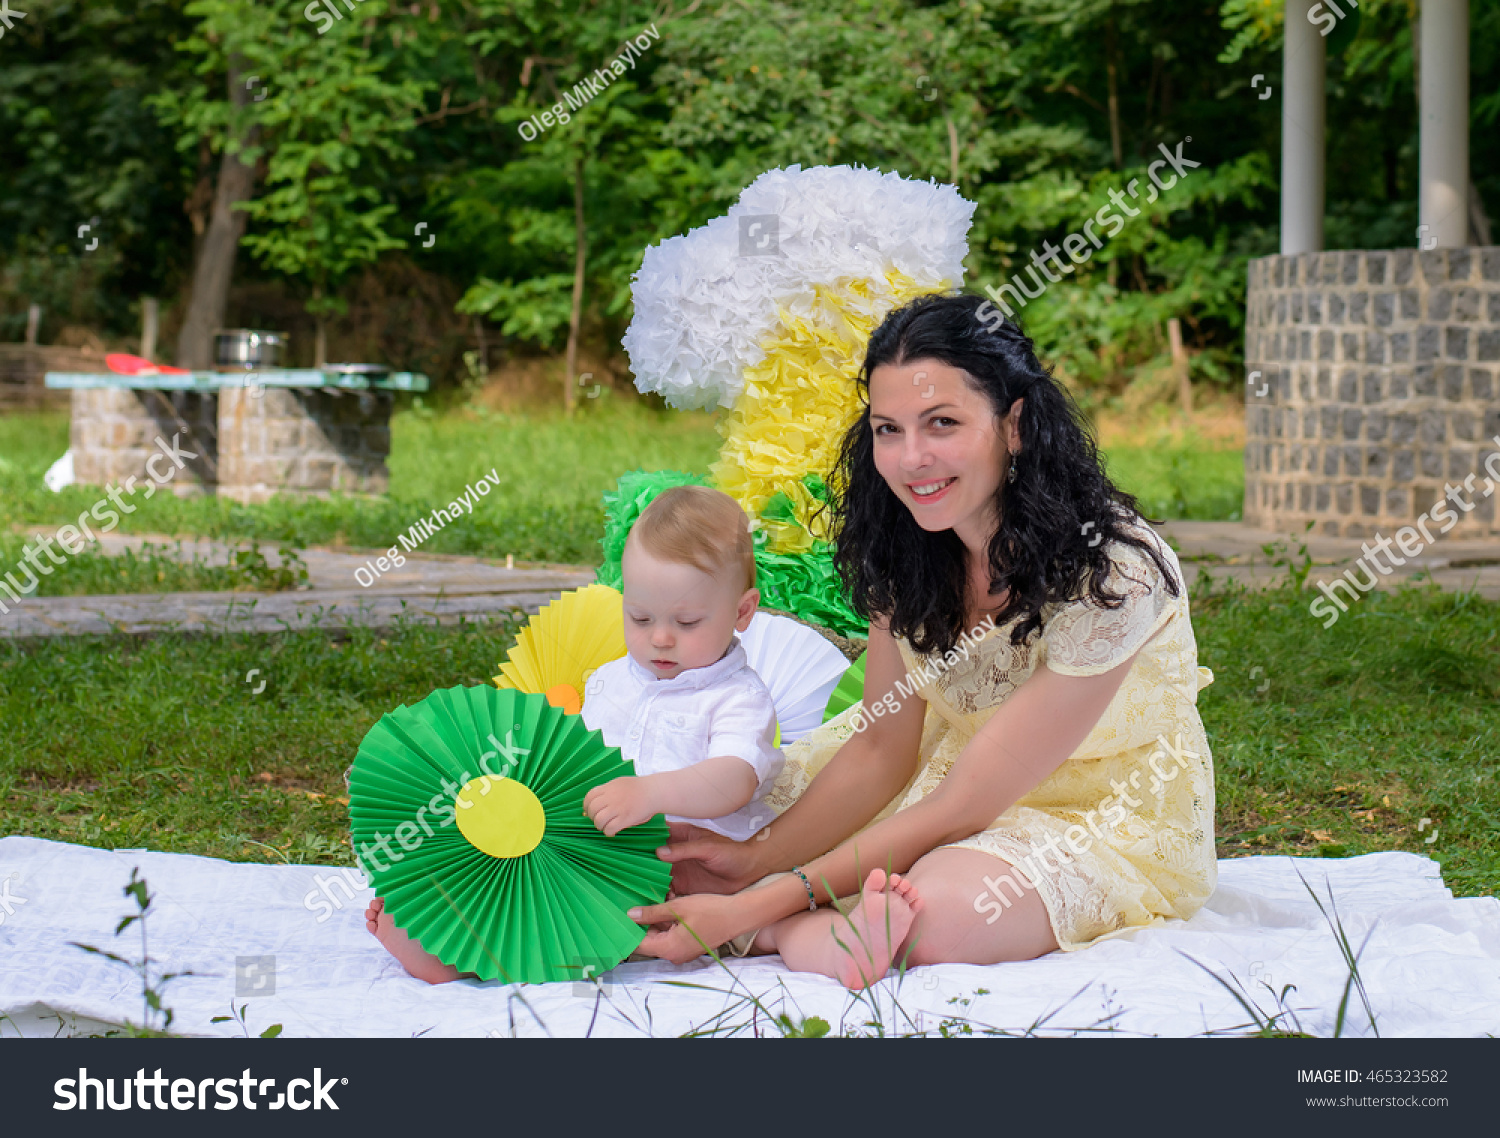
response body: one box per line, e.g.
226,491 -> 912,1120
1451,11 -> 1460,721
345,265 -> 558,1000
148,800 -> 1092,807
44,370 -> 430,504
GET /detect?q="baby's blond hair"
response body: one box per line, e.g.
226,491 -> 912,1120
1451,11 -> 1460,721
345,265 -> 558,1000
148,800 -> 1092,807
628,486 -> 756,594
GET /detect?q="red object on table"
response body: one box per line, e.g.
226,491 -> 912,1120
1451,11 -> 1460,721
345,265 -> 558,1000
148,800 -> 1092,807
105,353 -> 191,376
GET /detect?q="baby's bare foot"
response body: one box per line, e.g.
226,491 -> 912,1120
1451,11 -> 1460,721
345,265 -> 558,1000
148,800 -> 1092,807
834,869 -> 923,991
366,895 -> 462,985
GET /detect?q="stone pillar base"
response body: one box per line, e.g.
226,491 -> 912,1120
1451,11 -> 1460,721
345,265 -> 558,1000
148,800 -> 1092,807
218,388 -> 392,504
69,388 -> 219,496
1244,247 -> 1500,540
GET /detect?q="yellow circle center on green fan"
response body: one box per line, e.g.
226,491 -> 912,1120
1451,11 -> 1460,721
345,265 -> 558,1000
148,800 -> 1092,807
454,775 -> 545,858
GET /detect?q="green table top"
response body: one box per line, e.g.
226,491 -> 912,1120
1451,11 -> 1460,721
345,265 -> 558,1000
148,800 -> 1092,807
45,369 -> 430,392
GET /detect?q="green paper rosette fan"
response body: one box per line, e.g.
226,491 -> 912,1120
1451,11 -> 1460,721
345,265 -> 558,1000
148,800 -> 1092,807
821,651 -> 868,724
349,685 -> 671,984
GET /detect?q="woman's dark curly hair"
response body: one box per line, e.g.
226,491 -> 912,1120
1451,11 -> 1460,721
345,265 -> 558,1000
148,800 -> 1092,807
818,291 -> 1179,658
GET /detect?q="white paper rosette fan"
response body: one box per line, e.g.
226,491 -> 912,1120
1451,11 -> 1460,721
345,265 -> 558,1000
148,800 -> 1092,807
622,165 -> 977,555
739,611 -> 853,745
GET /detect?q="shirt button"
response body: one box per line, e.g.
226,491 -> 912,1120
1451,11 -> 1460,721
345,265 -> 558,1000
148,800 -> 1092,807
630,726 -> 641,738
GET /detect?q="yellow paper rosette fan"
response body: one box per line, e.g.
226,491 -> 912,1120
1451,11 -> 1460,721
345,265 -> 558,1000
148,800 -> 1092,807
491,583 -> 627,716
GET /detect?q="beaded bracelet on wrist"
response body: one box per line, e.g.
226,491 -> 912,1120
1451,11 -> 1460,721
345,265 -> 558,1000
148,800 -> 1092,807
790,866 -> 818,911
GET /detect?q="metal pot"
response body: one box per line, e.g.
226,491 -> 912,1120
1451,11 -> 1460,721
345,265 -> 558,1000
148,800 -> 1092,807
214,329 -> 288,371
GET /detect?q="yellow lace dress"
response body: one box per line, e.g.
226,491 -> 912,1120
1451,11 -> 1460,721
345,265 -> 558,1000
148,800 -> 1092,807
766,524 -> 1218,951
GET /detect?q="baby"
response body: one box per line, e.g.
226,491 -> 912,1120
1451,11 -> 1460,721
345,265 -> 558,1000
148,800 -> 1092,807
363,485 -> 782,984
581,485 -> 784,842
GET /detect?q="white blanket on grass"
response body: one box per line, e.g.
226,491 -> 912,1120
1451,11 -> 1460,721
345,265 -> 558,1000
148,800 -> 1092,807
1,836 -> 1496,1038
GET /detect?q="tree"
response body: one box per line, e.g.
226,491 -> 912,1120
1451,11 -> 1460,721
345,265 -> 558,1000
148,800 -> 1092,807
163,49 -> 263,369
151,0 -> 429,366
451,0 -> 687,413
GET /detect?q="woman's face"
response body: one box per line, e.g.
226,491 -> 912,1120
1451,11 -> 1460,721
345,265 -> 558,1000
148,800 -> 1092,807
867,357 -> 1020,552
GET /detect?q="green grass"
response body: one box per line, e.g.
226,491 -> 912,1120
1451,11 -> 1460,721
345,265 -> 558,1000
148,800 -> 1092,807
0,617 -> 517,866
1102,438 -> 1244,521
1,579 -> 1494,899
1190,572 -> 1498,896
0,538 -> 309,597
1,403 -> 1244,583
0,400 -> 724,565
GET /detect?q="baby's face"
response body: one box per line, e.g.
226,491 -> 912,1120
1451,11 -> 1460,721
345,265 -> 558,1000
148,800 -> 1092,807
620,537 -> 756,681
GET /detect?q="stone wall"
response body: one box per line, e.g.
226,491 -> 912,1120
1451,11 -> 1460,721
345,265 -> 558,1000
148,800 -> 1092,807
69,388 -> 219,494
1243,247 -> 1500,539
218,387 -> 392,504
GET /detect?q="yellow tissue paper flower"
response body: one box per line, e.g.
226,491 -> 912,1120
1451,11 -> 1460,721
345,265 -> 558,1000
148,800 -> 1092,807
713,269 -> 950,553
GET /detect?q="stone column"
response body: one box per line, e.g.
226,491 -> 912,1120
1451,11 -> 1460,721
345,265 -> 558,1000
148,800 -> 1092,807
1420,0 -> 1469,248
218,387 -> 393,504
1281,0 -> 1325,255
1244,247 -> 1500,539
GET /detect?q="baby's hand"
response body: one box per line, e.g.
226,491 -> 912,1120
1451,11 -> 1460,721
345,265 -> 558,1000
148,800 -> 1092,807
583,775 -> 657,837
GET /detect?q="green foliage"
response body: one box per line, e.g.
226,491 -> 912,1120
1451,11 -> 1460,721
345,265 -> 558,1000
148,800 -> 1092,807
0,0 -> 199,337
4,0 -> 1496,390
776,1014 -> 831,1037
211,1001 -> 285,1038
456,274 -> 577,350
149,0 -> 430,319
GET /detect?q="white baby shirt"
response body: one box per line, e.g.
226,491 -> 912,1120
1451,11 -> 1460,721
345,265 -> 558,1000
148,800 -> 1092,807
580,635 -> 785,841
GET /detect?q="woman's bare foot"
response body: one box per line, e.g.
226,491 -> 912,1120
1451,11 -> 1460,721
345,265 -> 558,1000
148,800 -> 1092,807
365,896 -> 462,985
831,869 -> 922,989
750,869 -> 924,989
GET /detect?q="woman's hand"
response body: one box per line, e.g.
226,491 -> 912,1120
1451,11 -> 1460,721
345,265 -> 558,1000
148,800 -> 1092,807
628,892 -> 757,964
656,822 -> 766,896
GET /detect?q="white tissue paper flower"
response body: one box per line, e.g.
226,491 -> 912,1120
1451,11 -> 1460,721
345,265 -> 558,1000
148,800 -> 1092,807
623,164 -> 977,411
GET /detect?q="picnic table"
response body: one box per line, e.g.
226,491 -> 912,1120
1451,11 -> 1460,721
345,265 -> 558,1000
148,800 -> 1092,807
44,369 -> 430,503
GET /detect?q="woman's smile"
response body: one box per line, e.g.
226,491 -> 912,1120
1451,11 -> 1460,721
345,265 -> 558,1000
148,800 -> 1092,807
908,476 -> 957,502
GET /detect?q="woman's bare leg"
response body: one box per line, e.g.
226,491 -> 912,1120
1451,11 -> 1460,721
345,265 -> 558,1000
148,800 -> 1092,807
366,896 -> 464,984
899,848 -> 1059,965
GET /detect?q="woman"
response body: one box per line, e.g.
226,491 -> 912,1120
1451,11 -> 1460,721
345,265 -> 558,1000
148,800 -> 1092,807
629,291 -> 1217,988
